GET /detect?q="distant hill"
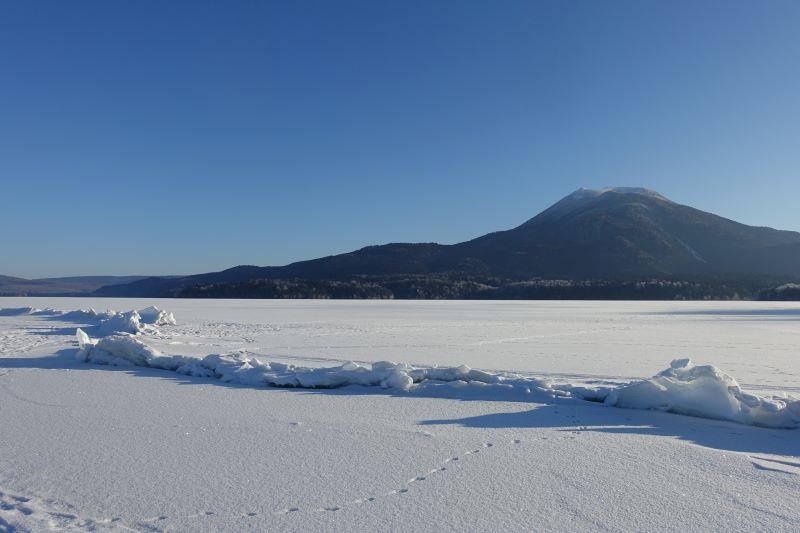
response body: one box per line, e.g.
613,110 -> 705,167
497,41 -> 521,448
0,275 -> 155,296
94,187 -> 800,299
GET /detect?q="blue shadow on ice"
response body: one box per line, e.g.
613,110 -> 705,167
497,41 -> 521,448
3,349 -> 797,458
419,402 -> 800,457
646,307 -> 800,320
0,349 -> 88,370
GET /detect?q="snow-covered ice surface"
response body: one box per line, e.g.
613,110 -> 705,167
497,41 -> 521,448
1,299 -> 799,531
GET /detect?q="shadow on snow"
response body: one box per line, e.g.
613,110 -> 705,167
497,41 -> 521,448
418,402 -> 800,457
646,307 -> 800,320
2,349 -> 797,458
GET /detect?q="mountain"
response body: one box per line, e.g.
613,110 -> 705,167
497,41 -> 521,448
457,187 -> 800,279
96,187 -> 800,298
0,275 -> 155,296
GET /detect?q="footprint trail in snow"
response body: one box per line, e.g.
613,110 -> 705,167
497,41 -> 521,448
272,439 -> 521,516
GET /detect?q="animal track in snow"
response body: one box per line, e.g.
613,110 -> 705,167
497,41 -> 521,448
8,438 -> 527,526
269,439 -> 521,516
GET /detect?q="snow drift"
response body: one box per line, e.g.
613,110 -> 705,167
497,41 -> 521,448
605,358 -> 800,428
69,306 -> 800,429
6,306 -> 800,428
75,329 -> 555,393
0,305 -> 176,334
81,306 -> 177,335
6,305 -> 795,429
76,329 -> 192,370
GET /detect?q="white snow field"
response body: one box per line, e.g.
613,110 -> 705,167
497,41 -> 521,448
1,299 -> 799,532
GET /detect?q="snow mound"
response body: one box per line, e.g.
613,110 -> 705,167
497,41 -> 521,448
60,308 -> 116,321
95,311 -> 145,336
77,329 -> 193,370
0,307 -> 41,316
69,322 -> 799,429
177,356 -> 419,389
0,305 -> 178,336
605,359 -> 800,429
93,306 -> 177,335
0,306 -> 67,316
137,306 -> 177,326
74,330 -> 556,394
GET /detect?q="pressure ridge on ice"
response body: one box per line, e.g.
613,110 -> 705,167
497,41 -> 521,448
9,305 -> 800,429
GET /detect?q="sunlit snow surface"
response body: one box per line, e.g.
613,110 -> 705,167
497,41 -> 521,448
1,298 -> 799,531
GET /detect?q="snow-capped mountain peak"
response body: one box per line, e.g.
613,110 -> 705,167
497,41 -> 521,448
565,187 -> 673,203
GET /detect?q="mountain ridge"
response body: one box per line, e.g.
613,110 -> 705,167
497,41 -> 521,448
0,275 -> 166,296
90,187 -> 800,299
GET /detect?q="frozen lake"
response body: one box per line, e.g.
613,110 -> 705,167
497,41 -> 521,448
1,298 -> 799,531
6,297 -> 799,390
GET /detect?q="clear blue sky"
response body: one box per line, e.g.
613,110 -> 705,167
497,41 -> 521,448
2,1 -> 799,278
